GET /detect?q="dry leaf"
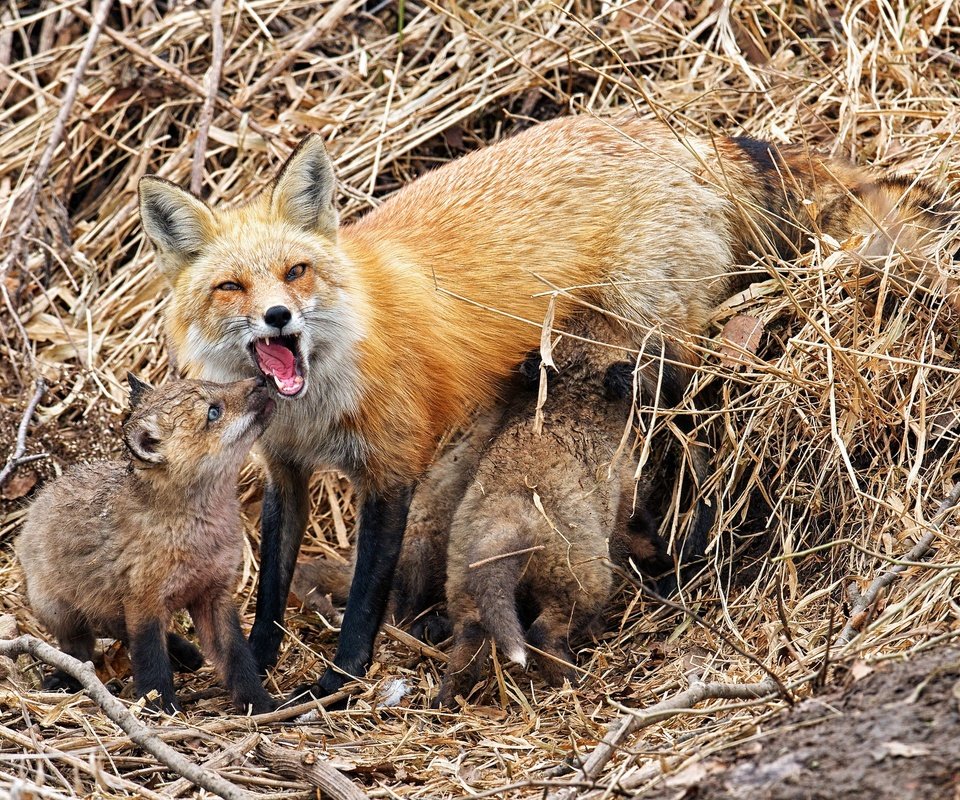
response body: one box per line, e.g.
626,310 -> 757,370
1,469 -> 37,500
718,314 -> 764,367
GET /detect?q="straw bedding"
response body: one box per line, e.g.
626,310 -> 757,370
1,1 -> 959,797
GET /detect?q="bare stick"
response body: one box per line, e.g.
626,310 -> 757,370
256,739 -> 369,800
235,0 -> 356,106
0,636 -> 255,800
0,376 -> 46,489
836,482 -> 960,646
191,0 -> 225,196
0,0 -> 113,278
546,677 -> 780,800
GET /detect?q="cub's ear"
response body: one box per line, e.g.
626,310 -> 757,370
604,362 -> 635,401
139,176 -> 215,279
123,414 -> 165,466
271,134 -> 338,240
126,373 -> 154,410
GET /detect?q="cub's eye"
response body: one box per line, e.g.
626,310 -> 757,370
216,281 -> 244,292
207,404 -> 223,422
285,263 -> 308,282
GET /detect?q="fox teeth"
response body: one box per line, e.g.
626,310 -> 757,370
265,336 -> 271,345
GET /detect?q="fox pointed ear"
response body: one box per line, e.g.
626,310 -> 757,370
123,414 -> 165,466
139,176 -> 216,278
126,373 -> 153,410
271,135 -> 338,240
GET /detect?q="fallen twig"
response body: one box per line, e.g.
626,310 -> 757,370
0,376 -> 46,489
256,738 -> 370,800
0,635 -> 255,800
546,676 -> 780,800
190,0 -> 225,196
836,482 -> 960,646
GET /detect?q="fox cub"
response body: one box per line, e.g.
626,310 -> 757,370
16,375 -> 276,714
436,313 -> 662,707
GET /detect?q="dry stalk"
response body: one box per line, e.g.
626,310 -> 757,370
837,482 -> 960,647
0,0 -> 113,279
546,676 -> 780,800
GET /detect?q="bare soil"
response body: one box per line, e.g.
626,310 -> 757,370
642,646 -> 960,800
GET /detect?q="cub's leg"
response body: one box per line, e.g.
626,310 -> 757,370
41,604 -> 94,692
434,619 -> 491,708
190,590 -> 276,715
167,632 -> 204,673
125,609 -> 179,714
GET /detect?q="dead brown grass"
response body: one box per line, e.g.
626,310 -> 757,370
1,0 -> 959,798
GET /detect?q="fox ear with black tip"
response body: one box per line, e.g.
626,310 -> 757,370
271,134 -> 339,241
127,373 -> 154,411
138,177 -> 216,280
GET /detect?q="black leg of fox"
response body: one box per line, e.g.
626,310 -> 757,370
249,459 -> 312,674
310,484 -> 413,697
129,619 -> 179,713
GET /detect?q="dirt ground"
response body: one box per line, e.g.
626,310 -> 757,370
642,645 -> 960,800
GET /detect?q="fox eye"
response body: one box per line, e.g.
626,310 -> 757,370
207,404 -> 223,422
216,281 -> 244,292
285,263 -> 308,282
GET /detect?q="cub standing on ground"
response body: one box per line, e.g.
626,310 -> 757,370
15,375 -> 277,714
138,114 -> 957,699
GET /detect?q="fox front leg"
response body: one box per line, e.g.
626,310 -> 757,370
298,483 -> 413,699
249,459 -> 312,674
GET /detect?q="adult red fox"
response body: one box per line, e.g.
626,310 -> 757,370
138,115 -> 957,698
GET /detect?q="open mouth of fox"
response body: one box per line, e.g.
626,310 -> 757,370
250,335 -> 306,398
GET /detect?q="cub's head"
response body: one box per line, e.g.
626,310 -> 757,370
123,374 -> 276,483
139,136 -> 359,400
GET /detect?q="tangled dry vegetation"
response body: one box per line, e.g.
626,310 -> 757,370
1,0 -> 959,798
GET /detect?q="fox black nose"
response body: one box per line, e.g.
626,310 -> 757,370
264,305 -> 291,330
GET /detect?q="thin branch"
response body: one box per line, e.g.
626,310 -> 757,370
191,0 -> 225,196
0,0 -> 113,279
0,376 -> 46,488
256,738 -> 370,800
0,636 -> 255,800
546,677 -> 780,800
836,482 -> 960,646
235,0 -> 357,106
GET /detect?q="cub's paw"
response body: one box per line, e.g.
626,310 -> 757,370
42,670 -> 83,693
167,633 -> 204,673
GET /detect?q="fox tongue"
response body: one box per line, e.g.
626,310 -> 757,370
254,340 -> 303,396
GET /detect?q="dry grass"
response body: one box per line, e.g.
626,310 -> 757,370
1,0 -> 960,797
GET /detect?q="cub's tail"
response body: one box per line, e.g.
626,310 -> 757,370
466,522 -> 529,667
